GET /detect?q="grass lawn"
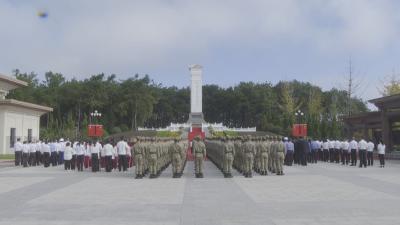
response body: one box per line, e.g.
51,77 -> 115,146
0,154 -> 15,160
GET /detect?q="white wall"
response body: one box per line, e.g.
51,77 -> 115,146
0,108 -> 41,154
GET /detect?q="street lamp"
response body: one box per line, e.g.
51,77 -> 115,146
294,110 -> 304,124
90,110 -> 102,124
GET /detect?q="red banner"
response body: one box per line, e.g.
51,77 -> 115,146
292,124 -> 307,137
88,124 -> 104,137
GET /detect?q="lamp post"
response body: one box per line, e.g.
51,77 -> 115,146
294,110 -> 304,124
90,110 -> 102,124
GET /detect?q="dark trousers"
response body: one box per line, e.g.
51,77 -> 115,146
105,156 -> 113,172
58,152 -> 64,165
64,160 -> 71,170
341,151 -> 349,165
329,149 -> 334,162
285,151 -> 293,166
301,153 -> 307,166
43,152 -> 50,167
311,151 -> 317,163
351,149 -> 357,165
359,150 -> 367,167
22,153 -> 29,167
71,155 -> 76,170
323,150 -> 329,162
91,154 -> 99,172
36,151 -> 41,165
378,154 -> 385,166
15,151 -> 22,166
334,149 -> 340,163
29,152 -> 36,166
318,150 -> 323,161
77,155 -> 84,171
51,152 -> 58,166
367,152 -> 374,166
118,155 -> 128,171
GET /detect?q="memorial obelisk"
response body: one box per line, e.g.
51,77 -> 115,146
188,64 -> 205,127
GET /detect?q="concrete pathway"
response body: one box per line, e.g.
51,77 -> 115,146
0,161 -> 399,225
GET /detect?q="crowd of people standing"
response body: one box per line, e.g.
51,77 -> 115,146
284,137 -> 386,168
13,137 -> 132,172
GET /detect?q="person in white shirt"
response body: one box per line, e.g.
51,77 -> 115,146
358,139 -> 368,168
14,138 -> 23,166
334,140 -> 341,163
322,140 -> 329,162
377,140 -> 386,168
41,140 -> 51,167
29,141 -> 37,166
70,141 -> 77,170
103,139 -> 115,172
58,138 -> 66,165
341,140 -> 350,165
35,140 -> 42,166
84,142 -> 91,169
91,140 -> 102,172
22,141 -> 30,167
64,142 -> 73,170
367,140 -> 375,166
349,138 -> 358,166
75,142 -> 85,171
328,140 -> 335,163
116,137 -> 129,172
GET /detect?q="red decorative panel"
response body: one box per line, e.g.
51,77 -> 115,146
88,124 -> 104,137
292,124 -> 307,137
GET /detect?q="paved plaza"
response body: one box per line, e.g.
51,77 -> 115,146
0,160 -> 399,225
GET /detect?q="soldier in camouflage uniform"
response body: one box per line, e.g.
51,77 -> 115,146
243,136 -> 255,178
133,137 -> 145,179
192,136 -> 206,178
259,136 -> 270,175
223,137 -> 235,178
269,136 -> 277,174
275,136 -> 285,175
169,138 -> 184,178
147,138 -> 158,178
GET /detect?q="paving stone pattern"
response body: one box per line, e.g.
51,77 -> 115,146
0,161 -> 399,225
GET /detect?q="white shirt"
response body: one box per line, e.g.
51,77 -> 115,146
59,141 -> 66,152
15,141 -> 23,152
64,146 -> 73,160
91,142 -> 102,154
322,141 -> 329,150
341,141 -> 350,152
29,143 -> 36,153
328,141 -> 334,149
41,143 -> 50,153
84,144 -> 91,156
349,140 -> 358,150
334,140 -> 341,149
22,144 -> 30,153
76,145 -> 85,155
104,144 -> 115,156
367,142 -> 374,152
377,144 -> 386,154
116,141 -> 128,155
358,139 -> 368,150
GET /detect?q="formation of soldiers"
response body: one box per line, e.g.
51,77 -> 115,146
206,135 -> 286,178
133,137 -> 187,179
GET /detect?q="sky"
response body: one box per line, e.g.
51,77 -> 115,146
1,0 -> 400,109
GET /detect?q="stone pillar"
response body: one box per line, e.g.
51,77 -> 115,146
189,64 -> 202,114
381,109 -> 391,151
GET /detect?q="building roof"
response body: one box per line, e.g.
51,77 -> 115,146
369,94 -> 400,109
0,99 -> 53,113
0,73 -> 28,88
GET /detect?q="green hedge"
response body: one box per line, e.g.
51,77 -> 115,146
0,154 -> 15,160
156,131 -> 181,138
